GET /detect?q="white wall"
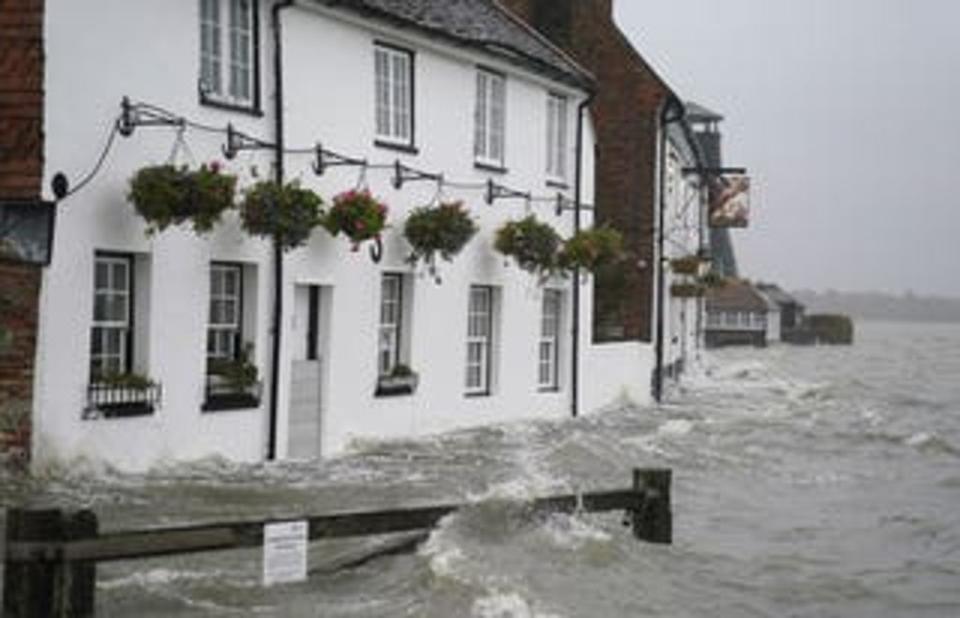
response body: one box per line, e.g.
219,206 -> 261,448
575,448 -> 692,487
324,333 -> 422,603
32,1 -> 659,470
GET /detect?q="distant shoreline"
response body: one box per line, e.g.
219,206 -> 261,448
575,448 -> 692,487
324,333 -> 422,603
793,290 -> 960,324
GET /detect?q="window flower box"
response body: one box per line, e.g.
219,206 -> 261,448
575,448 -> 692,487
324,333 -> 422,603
670,283 -> 705,298
375,365 -> 419,397
203,350 -> 261,411
85,374 -> 161,419
669,255 -> 704,276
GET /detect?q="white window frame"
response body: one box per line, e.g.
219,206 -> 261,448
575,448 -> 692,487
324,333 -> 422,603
374,44 -> 414,147
546,92 -> 569,182
199,0 -> 256,107
207,263 -> 243,361
538,289 -> 562,390
465,286 -> 494,396
91,254 -> 132,378
378,274 -> 403,376
474,69 -> 506,167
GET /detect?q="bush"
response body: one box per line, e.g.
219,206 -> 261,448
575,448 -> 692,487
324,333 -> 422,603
404,201 -> 478,274
323,189 -> 388,249
128,163 -> 236,235
494,216 -> 562,280
240,180 -> 325,252
558,227 -> 624,273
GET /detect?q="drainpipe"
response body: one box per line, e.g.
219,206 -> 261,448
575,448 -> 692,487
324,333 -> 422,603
267,0 -> 295,460
571,90 -> 594,418
653,96 -> 684,404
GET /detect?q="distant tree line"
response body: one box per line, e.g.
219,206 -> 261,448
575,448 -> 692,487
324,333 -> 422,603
793,290 -> 960,324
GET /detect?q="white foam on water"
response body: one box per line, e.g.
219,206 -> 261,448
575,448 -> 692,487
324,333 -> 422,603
472,591 -> 562,618
97,568 -> 228,591
540,513 -> 612,550
658,419 -> 695,437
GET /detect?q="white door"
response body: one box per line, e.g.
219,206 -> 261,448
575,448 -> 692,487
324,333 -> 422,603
288,285 -> 325,458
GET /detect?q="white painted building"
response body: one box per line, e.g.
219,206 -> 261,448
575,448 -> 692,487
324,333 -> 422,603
658,121 -> 708,382
30,0 -> 655,470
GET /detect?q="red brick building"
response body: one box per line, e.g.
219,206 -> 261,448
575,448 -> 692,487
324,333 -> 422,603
0,0 -> 45,458
499,0 -> 679,344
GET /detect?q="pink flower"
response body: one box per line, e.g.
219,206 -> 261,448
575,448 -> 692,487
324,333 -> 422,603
210,161 -> 222,174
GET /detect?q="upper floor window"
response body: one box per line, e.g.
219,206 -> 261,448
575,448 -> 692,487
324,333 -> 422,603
546,92 -> 568,182
474,69 -> 506,168
200,0 -> 259,111
374,44 -> 414,149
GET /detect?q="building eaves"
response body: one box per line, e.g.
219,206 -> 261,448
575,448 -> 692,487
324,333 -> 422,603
685,101 -> 724,122
312,0 -> 594,90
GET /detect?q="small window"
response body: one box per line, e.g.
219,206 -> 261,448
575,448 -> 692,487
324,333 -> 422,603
538,289 -> 562,390
207,263 -> 243,361
374,44 -> 414,149
378,274 -> 403,376
466,286 -> 494,396
475,69 -> 506,168
199,0 -> 259,111
546,92 -> 568,181
91,254 -> 132,378
88,252 -> 159,418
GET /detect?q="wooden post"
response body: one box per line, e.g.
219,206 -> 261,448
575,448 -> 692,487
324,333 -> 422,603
631,468 -> 672,544
63,509 -> 98,616
2,508 -> 97,618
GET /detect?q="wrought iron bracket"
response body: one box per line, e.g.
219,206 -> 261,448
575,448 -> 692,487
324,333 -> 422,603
313,143 -> 367,176
222,123 -> 275,160
117,96 -> 185,138
484,179 -> 530,206
392,161 -> 442,190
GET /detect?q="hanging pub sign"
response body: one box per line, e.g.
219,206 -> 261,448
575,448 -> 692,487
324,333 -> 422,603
0,200 -> 57,266
708,174 -> 751,228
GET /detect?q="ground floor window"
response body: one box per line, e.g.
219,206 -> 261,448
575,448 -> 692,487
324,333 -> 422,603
539,289 -> 562,390
466,285 -> 494,396
91,253 -> 132,379
207,263 -> 243,361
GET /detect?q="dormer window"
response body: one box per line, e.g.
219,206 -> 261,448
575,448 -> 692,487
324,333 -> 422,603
199,0 -> 260,113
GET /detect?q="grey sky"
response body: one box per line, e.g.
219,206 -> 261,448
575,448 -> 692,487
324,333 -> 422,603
614,0 -> 960,297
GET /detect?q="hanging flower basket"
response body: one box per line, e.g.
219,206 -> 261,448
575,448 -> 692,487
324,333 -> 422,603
128,163 -> 237,235
239,180 -> 324,252
669,255 -> 703,276
322,189 -> 388,250
558,227 -> 625,273
494,215 -> 562,280
404,201 -> 478,280
670,282 -> 705,298
698,271 -> 727,289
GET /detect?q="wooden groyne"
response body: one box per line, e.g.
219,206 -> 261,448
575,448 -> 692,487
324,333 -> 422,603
3,468 -> 671,617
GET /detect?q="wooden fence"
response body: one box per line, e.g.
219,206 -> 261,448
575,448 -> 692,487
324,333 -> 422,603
3,467 -> 671,617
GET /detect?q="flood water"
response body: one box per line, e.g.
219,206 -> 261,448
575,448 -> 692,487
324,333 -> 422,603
2,320 -> 960,617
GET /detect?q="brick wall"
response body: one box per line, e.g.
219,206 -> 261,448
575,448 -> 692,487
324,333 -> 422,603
500,0 -> 668,342
0,0 -> 45,459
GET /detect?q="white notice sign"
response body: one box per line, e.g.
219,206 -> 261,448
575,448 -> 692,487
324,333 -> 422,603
263,520 -> 308,586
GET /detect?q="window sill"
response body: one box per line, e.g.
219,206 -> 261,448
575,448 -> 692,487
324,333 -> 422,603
374,140 -> 419,155
475,161 -> 507,175
537,386 -> 561,394
464,391 -> 491,399
202,394 -> 261,412
199,93 -> 263,118
546,179 -> 570,190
